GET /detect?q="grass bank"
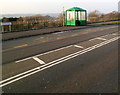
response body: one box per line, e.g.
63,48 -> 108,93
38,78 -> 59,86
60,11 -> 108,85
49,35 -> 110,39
102,22 -> 120,25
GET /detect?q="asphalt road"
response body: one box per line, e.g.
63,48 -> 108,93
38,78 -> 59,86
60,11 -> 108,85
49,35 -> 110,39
2,33 -> 118,93
2,25 -> 118,64
1,25 -> 119,93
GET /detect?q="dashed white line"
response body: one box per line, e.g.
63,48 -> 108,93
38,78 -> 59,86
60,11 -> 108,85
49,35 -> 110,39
112,33 -> 118,36
33,57 -> 45,65
96,37 -> 107,41
74,45 -> 84,49
89,37 -> 106,41
89,38 -> 96,41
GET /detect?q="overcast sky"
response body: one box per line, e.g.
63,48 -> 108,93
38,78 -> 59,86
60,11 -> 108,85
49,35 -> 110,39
0,0 -> 119,14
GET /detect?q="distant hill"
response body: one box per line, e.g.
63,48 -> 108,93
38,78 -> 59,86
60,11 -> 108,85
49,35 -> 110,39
0,13 -> 60,18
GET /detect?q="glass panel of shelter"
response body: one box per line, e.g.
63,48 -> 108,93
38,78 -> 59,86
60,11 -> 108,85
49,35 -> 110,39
76,11 -> 86,20
81,11 -> 86,20
67,11 -> 75,21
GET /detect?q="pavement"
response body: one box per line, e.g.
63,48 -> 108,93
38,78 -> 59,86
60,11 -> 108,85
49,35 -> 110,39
1,24 -> 119,93
2,25 -> 91,41
2,21 -> 118,41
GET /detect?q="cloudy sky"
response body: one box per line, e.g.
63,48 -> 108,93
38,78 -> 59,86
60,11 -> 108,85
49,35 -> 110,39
0,0 -> 119,14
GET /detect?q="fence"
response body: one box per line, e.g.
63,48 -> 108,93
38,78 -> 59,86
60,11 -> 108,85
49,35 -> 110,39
2,19 -> 63,32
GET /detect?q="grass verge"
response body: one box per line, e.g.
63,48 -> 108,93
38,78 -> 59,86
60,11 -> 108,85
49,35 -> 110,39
102,22 -> 120,25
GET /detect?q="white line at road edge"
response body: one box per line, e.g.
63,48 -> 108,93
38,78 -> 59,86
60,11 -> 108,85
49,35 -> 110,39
0,36 -> 119,87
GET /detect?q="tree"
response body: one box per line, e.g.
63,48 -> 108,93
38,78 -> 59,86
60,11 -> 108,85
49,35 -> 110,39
88,10 -> 102,22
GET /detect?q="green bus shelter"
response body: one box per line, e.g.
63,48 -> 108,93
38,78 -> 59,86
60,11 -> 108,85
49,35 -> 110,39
65,7 -> 87,26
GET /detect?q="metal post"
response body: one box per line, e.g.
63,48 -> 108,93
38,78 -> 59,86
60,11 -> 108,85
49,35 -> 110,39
0,23 -> 4,32
9,25 -> 11,32
63,7 -> 65,27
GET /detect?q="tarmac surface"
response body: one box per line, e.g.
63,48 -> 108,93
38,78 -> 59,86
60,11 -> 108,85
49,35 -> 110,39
1,24 -> 119,93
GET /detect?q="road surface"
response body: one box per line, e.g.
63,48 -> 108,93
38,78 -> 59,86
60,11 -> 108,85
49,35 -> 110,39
1,25 -> 119,93
2,25 -> 118,63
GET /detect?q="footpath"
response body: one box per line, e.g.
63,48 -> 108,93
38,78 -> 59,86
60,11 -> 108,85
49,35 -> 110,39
2,21 -> 118,41
2,25 -> 93,41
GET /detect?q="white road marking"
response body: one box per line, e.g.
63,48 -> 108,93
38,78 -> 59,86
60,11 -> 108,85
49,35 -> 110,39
33,57 -> 45,65
89,37 -> 106,41
101,34 -> 110,37
2,48 -> 13,52
0,36 -> 119,87
15,33 -> 117,63
2,44 -> 28,52
15,45 -> 73,63
112,33 -> 118,35
14,44 -> 28,49
89,38 -> 96,41
74,45 -> 84,49
96,37 -> 107,41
